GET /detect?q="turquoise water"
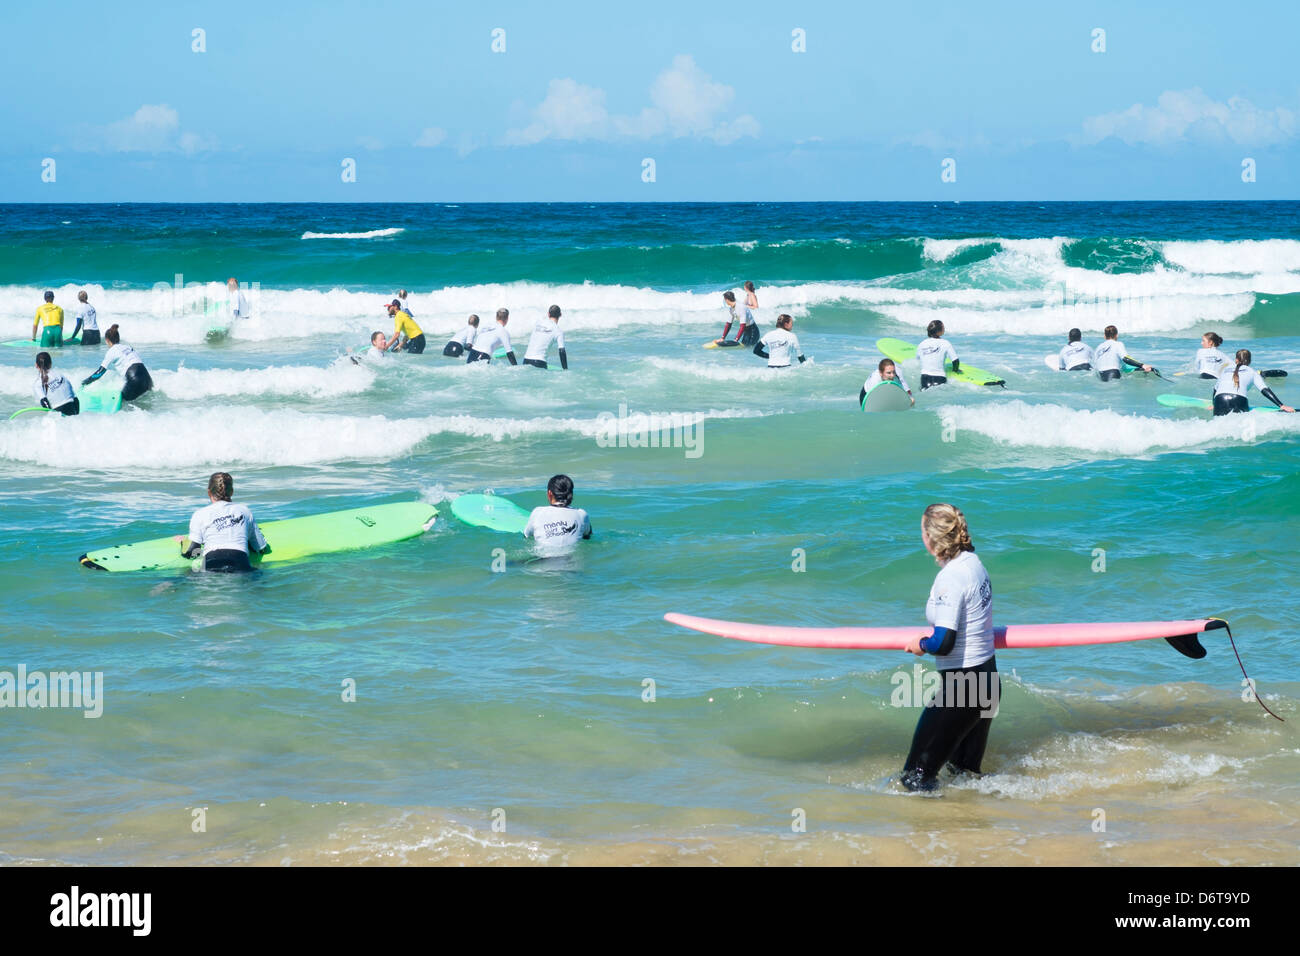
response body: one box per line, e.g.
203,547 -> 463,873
1,202 -> 1297,865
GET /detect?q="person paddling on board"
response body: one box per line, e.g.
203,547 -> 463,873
1212,349 -> 1294,415
523,475 -> 592,550
523,304 -> 569,370
175,472 -> 270,573
32,352 -> 79,416
754,313 -> 805,368
1094,325 -> 1153,381
1055,328 -> 1093,370
916,319 -> 960,389
350,331 -> 389,365
466,308 -> 517,364
385,299 -> 426,353
70,290 -> 99,346
900,503 -> 999,792
32,290 -> 64,348
226,278 -> 251,320
1194,332 -> 1229,379
714,291 -> 756,348
443,314 -> 479,357
859,358 -> 913,406
82,325 -> 153,403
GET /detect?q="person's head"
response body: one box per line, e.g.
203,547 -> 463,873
370,330 -> 388,349
546,474 -> 575,507
744,281 -> 755,293
1104,325 -> 1118,340
385,301 -> 397,315
1233,348 -> 1252,388
226,277 -> 239,291
723,291 -> 736,305
776,313 -> 794,331
43,290 -> 54,302
921,503 -> 975,565
105,324 -> 121,345
878,358 -> 898,380
1067,327 -> 1081,343
390,298 -> 402,311
926,319 -> 945,339
467,314 -> 479,327
548,304 -> 561,321
207,472 -> 234,502
1203,331 -> 1223,348
77,290 -> 89,303
496,308 -> 509,325
35,351 -> 52,388
398,289 -> 409,299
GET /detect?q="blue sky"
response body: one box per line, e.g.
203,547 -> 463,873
2,0 -> 1297,200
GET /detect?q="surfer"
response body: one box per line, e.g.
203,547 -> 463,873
444,314 -> 479,356
523,305 -> 569,370
350,331 -> 389,364
176,472 -> 270,573
901,503 -> 999,792
32,352 -> 79,416
1194,332 -> 1229,379
523,475 -> 592,549
397,289 -> 414,316
916,320 -> 959,389
1094,325 -> 1153,381
82,325 -> 153,403
753,313 -> 805,368
71,291 -> 100,346
466,309 -> 517,364
1212,349 -> 1295,415
1055,328 -> 1093,370
859,358 -> 913,406
744,280 -> 760,325
32,291 -> 64,348
715,291 -> 757,348
226,278 -> 251,319
385,300 -> 426,353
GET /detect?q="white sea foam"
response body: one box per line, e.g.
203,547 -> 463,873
1161,239 -> 1300,275
301,228 -> 404,239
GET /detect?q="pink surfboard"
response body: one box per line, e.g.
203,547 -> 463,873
663,613 -> 1224,659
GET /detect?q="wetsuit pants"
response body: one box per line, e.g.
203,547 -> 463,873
55,397 -> 80,417
523,358 -> 548,369
901,656 -> 999,791
203,549 -> 254,573
122,364 -> 153,402
443,341 -> 465,357
1213,393 -> 1249,416
403,333 -> 426,354
920,374 -> 947,389
80,329 -> 101,346
1098,369 -> 1121,382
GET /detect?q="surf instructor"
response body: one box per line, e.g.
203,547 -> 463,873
176,472 -> 270,573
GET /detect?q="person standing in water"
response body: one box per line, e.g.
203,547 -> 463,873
32,290 -> 64,347
715,291 -> 757,348
859,358 -> 913,406
1055,328 -> 1093,370
71,290 -> 99,346
467,308 -> 517,364
1194,332 -> 1229,379
226,278 -> 251,319
385,299 -> 426,353
82,325 -> 154,403
523,305 -> 569,370
397,289 -> 414,317
523,475 -> 593,550
753,313 -> 805,368
916,319 -> 960,389
1094,325 -> 1153,381
901,503 -> 999,792
744,280 -> 760,324
32,352 -> 79,416
443,315 -> 479,357
177,472 -> 270,573
1212,349 -> 1294,415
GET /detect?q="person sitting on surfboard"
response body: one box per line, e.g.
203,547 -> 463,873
82,325 -> 153,403
32,290 -> 64,348
1194,332 -> 1229,379
523,304 -> 569,370
753,313 -> 805,368
1094,325 -> 1153,381
1055,328 -> 1093,371
901,503 -> 998,792
444,314 -> 479,357
32,352 -> 79,416
715,291 -> 757,348
467,309 -> 517,364
385,300 -> 426,354
71,290 -> 99,347
523,475 -> 592,550
176,472 -> 270,573
916,319 -> 960,389
1212,349 -> 1294,416
859,358 -> 913,406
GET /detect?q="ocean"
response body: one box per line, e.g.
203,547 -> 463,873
0,201 -> 1296,865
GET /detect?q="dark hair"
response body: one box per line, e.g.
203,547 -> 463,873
878,358 -> 895,373
1233,348 -> 1251,389
776,313 -> 793,330
1205,331 -> 1223,347
1104,325 -> 1118,340
44,290 -> 54,301
390,299 -> 402,307
207,472 -> 234,501
468,314 -> 479,327
548,304 -> 561,319
547,474 -> 575,507
926,319 -> 944,338
744,281 -> 755,293
370,330 -> 385,344
1068,327 -> 1081,343
35,351 -> 52,392
723,291 -> 736,303
105,324 -> 121,345
496,308 -> 509,322
78,290 -> 89,303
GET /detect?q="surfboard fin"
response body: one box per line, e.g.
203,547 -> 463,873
1164,632 -> 1207,659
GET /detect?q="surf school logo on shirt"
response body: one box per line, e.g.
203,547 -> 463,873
541,520 -> 578,538
211,514 -> 245,532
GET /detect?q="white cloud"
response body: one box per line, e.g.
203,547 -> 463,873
1081,88 -> 1297,146
100,104 -> 215,153
415,127 -> 447,148
506,56 -> 758,145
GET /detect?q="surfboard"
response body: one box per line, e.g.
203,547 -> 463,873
1157,393 -> 1281,413
877,337 -> 1005,387
664,612 -> 1225,659
3,336 -> 79,348
449,493 -> 530,533
1043,354 -> 1062,371
860,379 -> 912,412
703,340 -> 745,350
79,501 -> 438,572
8,380 -> 123,420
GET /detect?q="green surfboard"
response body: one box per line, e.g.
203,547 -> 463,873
877,337 -> 1005,387
860,379 -> 912,412
1157,393 -> 1280,413
9,380 -> 123,420
79,500 -> 437,572
450,494 -> 530,533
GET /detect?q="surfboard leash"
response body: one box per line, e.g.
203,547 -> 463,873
1212,618 -> 1283,721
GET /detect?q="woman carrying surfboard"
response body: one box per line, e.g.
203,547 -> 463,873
859,358 -> 913,406
1212,349 -> 1294,416
1094,325 -> 1153,381
176,472 -> 270,573
32,352 -> 79,416
916,320 -> 960,389
82,325 -> 153,403
900,503 -> 999,791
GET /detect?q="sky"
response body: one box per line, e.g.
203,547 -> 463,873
1,0 -> 1297,201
